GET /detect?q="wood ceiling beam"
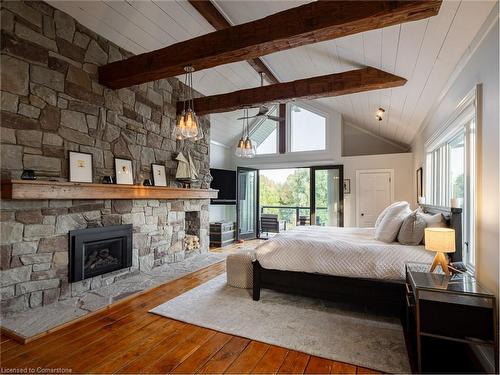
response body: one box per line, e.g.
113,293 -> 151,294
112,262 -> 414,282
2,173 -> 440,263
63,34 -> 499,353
188,0 -> 280,84
176,67 -> 407,115
188,0 -> 230,30
98,0 -> 441,89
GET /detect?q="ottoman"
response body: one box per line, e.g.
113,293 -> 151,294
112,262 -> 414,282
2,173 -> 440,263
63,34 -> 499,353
226,250 -> 255,289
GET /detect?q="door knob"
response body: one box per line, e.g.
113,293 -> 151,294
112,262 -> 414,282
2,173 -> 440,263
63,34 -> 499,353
361,213 -> 364,216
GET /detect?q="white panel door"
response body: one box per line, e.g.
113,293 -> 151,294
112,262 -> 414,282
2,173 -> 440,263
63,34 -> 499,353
356,171 -> 392,227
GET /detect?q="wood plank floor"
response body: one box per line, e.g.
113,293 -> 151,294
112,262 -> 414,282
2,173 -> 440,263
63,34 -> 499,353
0,258 -> 382,374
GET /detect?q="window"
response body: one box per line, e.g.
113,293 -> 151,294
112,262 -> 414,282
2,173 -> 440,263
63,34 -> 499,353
449,133 -> 465,204
425,89 -> 477,268
250,107 -> 278,155
290,105 -> 326,152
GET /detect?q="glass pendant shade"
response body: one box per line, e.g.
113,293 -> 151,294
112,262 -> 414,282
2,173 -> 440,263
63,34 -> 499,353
194,118 -> 204,141
235,108 -> 255,158
244,137 -> 256,158
234,137 -> 245,157
173,111 -> 186,140
182,110 -> 199,138
173,66 -> 202,141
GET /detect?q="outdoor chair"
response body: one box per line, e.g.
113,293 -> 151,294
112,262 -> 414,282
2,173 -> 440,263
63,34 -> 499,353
260,214 -> 286,238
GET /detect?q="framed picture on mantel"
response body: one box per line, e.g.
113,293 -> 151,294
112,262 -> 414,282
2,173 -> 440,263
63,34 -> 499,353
115,158 -> 133,185
69,151 -> 93,183
151,164 -> 167,186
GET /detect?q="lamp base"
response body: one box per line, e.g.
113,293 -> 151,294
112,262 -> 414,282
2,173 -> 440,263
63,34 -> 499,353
430,251 -> 450,276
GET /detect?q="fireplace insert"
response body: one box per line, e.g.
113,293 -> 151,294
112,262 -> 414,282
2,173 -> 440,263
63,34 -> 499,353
69,224 -> 133,282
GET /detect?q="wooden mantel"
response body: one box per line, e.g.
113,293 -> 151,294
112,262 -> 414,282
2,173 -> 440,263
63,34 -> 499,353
1,180 -> 218,200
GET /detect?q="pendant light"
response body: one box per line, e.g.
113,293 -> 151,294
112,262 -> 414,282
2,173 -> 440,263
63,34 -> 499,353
234,108 -> 246,157
244,108 -> 256,158
173,66 -> 202,141
234,108 -> 256,158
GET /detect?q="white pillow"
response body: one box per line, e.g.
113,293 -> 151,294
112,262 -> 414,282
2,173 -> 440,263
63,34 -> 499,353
374,201 -> 411,243
416,207 -> 447,228
375,202 -> 400,229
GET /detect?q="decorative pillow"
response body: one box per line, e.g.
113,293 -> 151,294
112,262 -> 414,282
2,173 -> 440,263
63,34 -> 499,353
374,201 -> 411,243
416,208 -> 447,244
416,208 -> 447,226
397,210 -> 427,245
375,201 -> 402,229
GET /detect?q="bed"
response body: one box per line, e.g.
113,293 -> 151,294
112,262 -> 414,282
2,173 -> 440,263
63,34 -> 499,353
252,205 -> 463,315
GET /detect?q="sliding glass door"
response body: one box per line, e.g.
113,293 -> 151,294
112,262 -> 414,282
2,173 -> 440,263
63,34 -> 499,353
311,166 -> 344,227
239,165 -> 343,239
236,167 -> 259,240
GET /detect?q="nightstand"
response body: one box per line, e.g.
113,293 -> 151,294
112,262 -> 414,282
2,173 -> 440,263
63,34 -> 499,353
405,262 -> 498,373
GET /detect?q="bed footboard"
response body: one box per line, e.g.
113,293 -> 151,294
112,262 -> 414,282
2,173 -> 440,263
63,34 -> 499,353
252,260 -> 261,301
252,259 -> 405,316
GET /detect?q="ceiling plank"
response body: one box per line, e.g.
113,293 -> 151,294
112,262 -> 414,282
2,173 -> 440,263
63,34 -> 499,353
188,0 -> 280,84
177,67 -> 407,115
187,0 -> 230,30
98,0 -> 441,89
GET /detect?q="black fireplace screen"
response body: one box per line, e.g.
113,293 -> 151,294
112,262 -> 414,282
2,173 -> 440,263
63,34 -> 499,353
69,224 -> 132,282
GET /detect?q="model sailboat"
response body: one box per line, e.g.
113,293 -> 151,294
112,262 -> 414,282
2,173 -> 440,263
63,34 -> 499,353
175,152 -> 198,187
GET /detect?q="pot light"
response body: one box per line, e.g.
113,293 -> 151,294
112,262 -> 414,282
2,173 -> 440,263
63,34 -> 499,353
375,107 -> 385,121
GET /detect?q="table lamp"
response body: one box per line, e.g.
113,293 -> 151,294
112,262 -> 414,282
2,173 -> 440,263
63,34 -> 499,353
424,228 -> 455,276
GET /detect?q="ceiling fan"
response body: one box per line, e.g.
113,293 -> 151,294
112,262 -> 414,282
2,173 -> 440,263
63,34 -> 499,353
236,105 -> 284,122
236,73 -> 284,122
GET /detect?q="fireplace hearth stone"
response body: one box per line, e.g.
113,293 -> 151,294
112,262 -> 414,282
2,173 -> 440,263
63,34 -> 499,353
0,251 -> 228,340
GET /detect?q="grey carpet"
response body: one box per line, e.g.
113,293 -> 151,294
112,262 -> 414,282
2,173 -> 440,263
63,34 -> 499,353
1,252 -> 226,339
150,274 -> 410,373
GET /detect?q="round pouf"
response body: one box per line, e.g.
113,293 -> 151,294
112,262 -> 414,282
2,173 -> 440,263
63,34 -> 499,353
226,251 -> 255,289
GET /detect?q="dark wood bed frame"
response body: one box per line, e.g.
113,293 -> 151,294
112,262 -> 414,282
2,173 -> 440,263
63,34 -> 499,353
252,205 -> 463,315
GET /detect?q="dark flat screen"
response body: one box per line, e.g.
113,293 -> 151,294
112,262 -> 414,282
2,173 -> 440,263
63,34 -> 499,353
210,168 -> 236,201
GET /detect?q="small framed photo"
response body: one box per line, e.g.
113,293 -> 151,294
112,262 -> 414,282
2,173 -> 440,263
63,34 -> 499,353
69,151 -> 93,183
416,167 -> 423,201
151,163 -> 167,186
115,158 -> 133,185
343,179 -> 351,194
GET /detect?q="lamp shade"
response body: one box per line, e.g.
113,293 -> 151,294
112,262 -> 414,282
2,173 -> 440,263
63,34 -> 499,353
424,228 -> 455,253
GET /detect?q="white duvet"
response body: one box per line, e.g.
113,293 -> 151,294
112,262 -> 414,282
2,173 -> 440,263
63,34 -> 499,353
255,226 -> 434,281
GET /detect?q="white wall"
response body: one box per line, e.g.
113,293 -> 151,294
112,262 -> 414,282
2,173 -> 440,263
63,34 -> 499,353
210,142 -> 235,170
343,153 -> 414,227
342,123 -> 408,156
412,13 -> 499,296
209,205 -> 236,223
209,142 -> 236,224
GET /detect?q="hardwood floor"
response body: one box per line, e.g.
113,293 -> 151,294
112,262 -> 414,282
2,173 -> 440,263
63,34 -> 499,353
209,238 -> 266,254
1,257 -> 382,374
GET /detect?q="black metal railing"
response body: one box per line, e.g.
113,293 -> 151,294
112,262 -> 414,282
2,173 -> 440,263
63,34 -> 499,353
260,205 -> 328,227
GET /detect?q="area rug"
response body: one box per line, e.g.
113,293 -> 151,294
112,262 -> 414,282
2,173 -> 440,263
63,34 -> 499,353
150,274 -> 410,373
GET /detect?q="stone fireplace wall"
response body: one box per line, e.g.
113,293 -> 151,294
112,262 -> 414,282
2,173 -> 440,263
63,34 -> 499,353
0,1 -> 211,313
1,198 -> 209,313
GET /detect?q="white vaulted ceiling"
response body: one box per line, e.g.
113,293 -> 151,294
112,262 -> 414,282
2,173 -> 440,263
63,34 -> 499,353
48,0 -> 496,147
